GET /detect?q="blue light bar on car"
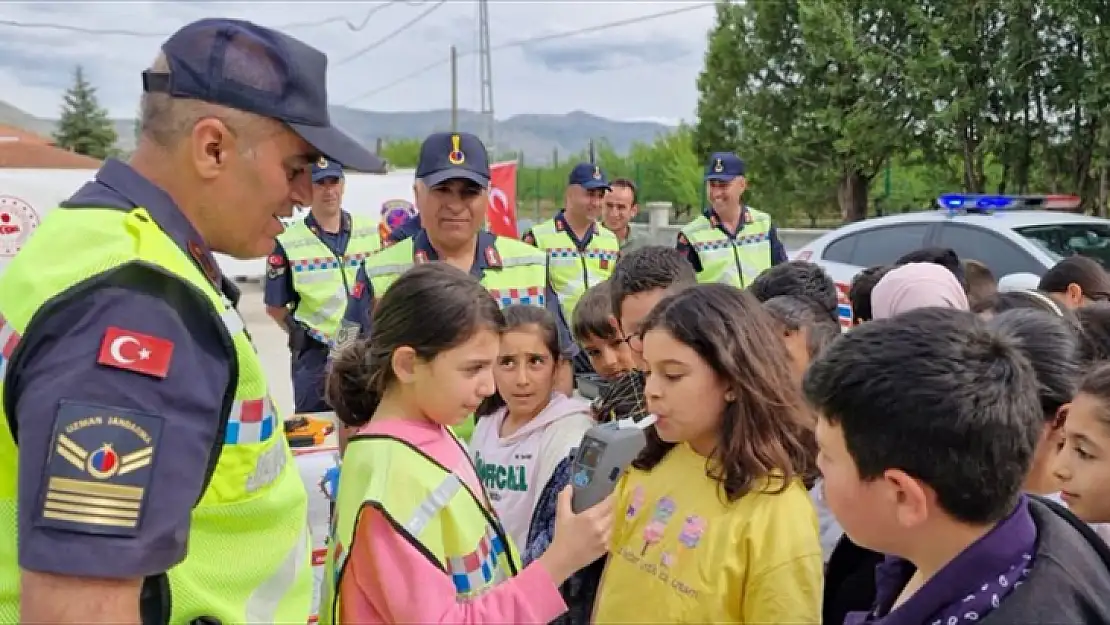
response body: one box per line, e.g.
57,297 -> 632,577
936,194 -> 1082,212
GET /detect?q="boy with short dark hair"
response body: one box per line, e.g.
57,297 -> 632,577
848,265 -> 890,325
748,260 -> 839,322
805,307 -> 1110,624
609,246 -> 697,366
572,281 -> 634,380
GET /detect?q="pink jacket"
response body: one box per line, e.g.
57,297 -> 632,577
339,418 -> 568,623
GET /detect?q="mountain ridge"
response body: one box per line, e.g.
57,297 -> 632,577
0,100 -> 675,165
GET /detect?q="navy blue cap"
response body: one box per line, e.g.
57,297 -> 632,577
705,152 -> 745,181
142,18 -> 384,173
568,162 -> 610,190
415,132 -> 490,187
311,156 -> 344,183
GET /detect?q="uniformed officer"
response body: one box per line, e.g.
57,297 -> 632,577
265,157 -> 381,414
676,152 -> 789,287
522,163 -> 621,325
339,132 -> 576,438
0,18 -> 382,624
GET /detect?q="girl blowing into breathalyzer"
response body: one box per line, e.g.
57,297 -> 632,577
319,263 -> 613,625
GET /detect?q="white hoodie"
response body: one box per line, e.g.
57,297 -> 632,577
470,393 -> 594,551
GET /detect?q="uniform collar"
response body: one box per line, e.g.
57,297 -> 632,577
411,229 -> 502,277
554,210 -> 596,246
304,210 -> 351,236
72,158 -> 224,287
705,205 -> 752,232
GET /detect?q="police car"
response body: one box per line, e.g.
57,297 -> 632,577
793,194 -> 1110,326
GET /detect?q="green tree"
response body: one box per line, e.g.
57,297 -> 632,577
692,1 -> 748,159
54,65 -> 118,159
379,138 -> 422,169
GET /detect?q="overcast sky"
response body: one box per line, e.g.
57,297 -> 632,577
0,1 -> 716,123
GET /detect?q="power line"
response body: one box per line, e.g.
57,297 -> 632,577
0,2 -> 431,37
275,1 -> 430,32
340,3 -> 713,106
333,0 -> 447,66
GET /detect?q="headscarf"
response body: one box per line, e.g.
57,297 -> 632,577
871,262 -> 970,319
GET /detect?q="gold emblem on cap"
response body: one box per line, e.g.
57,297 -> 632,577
317,156 -> 328,168
713,158 -> 724,173
448,134 -> 466,166
592,166 -> 601,180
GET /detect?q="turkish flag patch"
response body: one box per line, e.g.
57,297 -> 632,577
97,327 -> 175,379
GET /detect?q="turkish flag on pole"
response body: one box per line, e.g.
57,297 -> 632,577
487,161 -> 519,238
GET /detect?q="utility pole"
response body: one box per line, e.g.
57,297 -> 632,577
478,0 -> 495,156
450,45 -> 458,132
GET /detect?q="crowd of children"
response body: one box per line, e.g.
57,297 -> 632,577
320,243 -> 1110,624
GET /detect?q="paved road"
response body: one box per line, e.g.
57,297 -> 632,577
238,281 -> 297,416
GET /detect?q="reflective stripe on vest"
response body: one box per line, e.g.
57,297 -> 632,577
680,210 -> 773,288
363,238 -> 548,312
0,206 -> 312,624
530,220 -> 618,322
321,434 -> 520,624
278,217 -> 381,344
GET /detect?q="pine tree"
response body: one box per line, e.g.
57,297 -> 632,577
53,65 -> 118,159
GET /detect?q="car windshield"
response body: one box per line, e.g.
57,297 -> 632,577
1014,222 -> 1110,269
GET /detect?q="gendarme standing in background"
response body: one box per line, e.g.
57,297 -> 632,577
266,157 -> 381,415
0,17 -> 381,624
677,152 -> 788,287
522,163 -> 620,337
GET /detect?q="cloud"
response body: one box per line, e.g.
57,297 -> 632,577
521,37 -> 693,74
0,1 -> 714,123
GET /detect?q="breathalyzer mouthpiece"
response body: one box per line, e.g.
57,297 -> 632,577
616,414 -> 658,430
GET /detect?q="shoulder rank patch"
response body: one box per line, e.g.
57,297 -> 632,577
332,320 -> 361,358
484,246 -> 503,268
37,401 -> 163,537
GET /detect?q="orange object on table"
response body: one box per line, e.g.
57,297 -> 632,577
284,413 -> 335,448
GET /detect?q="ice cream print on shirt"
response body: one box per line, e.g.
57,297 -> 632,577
619,492 -> 709,599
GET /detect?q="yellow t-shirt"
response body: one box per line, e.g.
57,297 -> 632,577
593,443 -> 823,624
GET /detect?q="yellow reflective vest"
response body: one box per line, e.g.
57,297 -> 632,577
679,209 -> 773,287
528,219 -> 619,321
0,206 -> 312,623
321,432 -> 520,624
277,214 -> 381,345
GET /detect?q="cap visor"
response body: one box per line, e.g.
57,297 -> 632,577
581,180 -> 611,191
421,168 -> 490,188
312,172 -> 344,183
290,122 -> 386,174
705,174 -> 738,182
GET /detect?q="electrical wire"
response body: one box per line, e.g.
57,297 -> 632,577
0,1 -> 431,37
339,2 -> 713,106
333,0 -> 447,66
274,1 -> 430,32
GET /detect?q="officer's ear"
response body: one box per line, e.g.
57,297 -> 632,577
391,346 -> 419,383
192,117 -> 232,180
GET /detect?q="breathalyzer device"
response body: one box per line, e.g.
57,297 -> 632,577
570,414 -> 658,513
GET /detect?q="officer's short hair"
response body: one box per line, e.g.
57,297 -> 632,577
139,53 -> 275,148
